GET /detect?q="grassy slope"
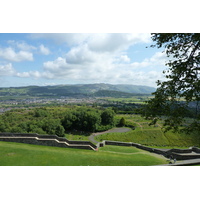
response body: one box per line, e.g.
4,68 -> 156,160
95,114 -> 200,147
63,114 -> 200,147
0,142 -> 167,166
64,133 -> 89,141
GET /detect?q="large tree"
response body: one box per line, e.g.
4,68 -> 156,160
143,33 -> 200,133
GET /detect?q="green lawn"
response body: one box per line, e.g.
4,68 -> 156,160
64,133 -> 89,141
99,145 -> 142,153
0,142 -> 168,166
95,114 -> 200,147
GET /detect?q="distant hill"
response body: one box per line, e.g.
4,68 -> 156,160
0,83 -> 155,97
93,90 -> 135,98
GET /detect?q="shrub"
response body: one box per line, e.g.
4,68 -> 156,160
119,117 -> 126,127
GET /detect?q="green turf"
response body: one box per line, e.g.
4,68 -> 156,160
95,114 -> 200,147
64,133 -> 89,141
99,145 -> 141,153
0,142 -> 168,166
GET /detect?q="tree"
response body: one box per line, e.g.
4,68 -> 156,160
34,108 -> 49,117
62,108 -> 102,133
42,119 -> 65,136
55,125 -> 65,137
143,33 -> 200,133
62,111 -> 77,130
101,108 -> 115,126
119,117 -> 126,127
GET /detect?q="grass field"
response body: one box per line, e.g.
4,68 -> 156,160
64,133 -> 89,141
103,96 -> 152,104
95,114 -> 200,147
63,114 -> 200,148
0,141 -> 168,166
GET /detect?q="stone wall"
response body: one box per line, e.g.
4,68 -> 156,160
191,147 -> 200,153
1,133 -> 200,161
103,140 -> 200,160
105,140 -> 132,146
0,133 -> 96,150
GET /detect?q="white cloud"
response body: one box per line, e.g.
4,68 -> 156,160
39,44 -> 50,55
14,48 -> 167,87
7,40 -> 36,51
149,51 -> 167,65
15,72 -> 30,78
7,40 -> 50,57
65,44 -> 99,65
10,34 -> 167,87
87,33 -> 151,53
43,57 -> 69,72
42,56 -> 91,79
0,63 -> 15,76
130,51 -> 167,69
30,33 -> 91,46
0,47 -> 33,62
130,61 -> 149,68
119,55 -> 130,63
16,71 -> 42,79
29,33 -> 151,49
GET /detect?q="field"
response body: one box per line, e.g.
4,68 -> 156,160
0,141 -> 168,166
103,96 -> 153,104
64,133 -> 89,141
94,114 -> 200,147
0,106 -> 199,166
51,113 -> 200,147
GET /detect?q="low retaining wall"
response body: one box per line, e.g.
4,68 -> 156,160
105,141 -> 132,146
170,153 -> 200,160
103,140 -> 200,160
167,148 -> 192,154
191,147 -> 200,153
1,133 -> 200,161
0,133 -> 96,150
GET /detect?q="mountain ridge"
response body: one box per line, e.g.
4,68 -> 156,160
0,83 -> 156,97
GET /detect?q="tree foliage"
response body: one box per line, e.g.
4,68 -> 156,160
0,106 -> 117,137
119,117 -> 126,127
62,107 -> 115,133
143,33 -> 200,133
101,108 -> 115,126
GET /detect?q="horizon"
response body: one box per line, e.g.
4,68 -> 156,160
0,33 -> 167,88
0,82 -> 156,89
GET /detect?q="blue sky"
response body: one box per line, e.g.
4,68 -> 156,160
0,33 -> 168,88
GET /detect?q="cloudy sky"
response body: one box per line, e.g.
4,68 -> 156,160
0,33 -> 168,88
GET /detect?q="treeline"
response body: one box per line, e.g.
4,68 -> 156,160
0,106 -> 116,137
93,90 -> 134,98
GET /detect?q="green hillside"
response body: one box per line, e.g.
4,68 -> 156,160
0,141 -> 167,166
0,83 -> 155,97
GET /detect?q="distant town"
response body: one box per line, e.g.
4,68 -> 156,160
0,97 -> 111,112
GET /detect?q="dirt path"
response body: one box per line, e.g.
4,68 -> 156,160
133,121 -> 143,130
89,127 -> 131,144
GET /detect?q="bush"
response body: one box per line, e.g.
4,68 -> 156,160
96,124 -> 114,132
119,117 -> 126,127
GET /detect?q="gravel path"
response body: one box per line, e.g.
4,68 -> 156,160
89,127 -> 131,144
157,158 -> 200,166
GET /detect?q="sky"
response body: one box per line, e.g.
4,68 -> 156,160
1,0 -> 199,198
0,33 -> 168,88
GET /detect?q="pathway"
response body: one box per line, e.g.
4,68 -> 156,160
127,119 -> 143,130
157,158 -> 200,166
89,127 -> 131,144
